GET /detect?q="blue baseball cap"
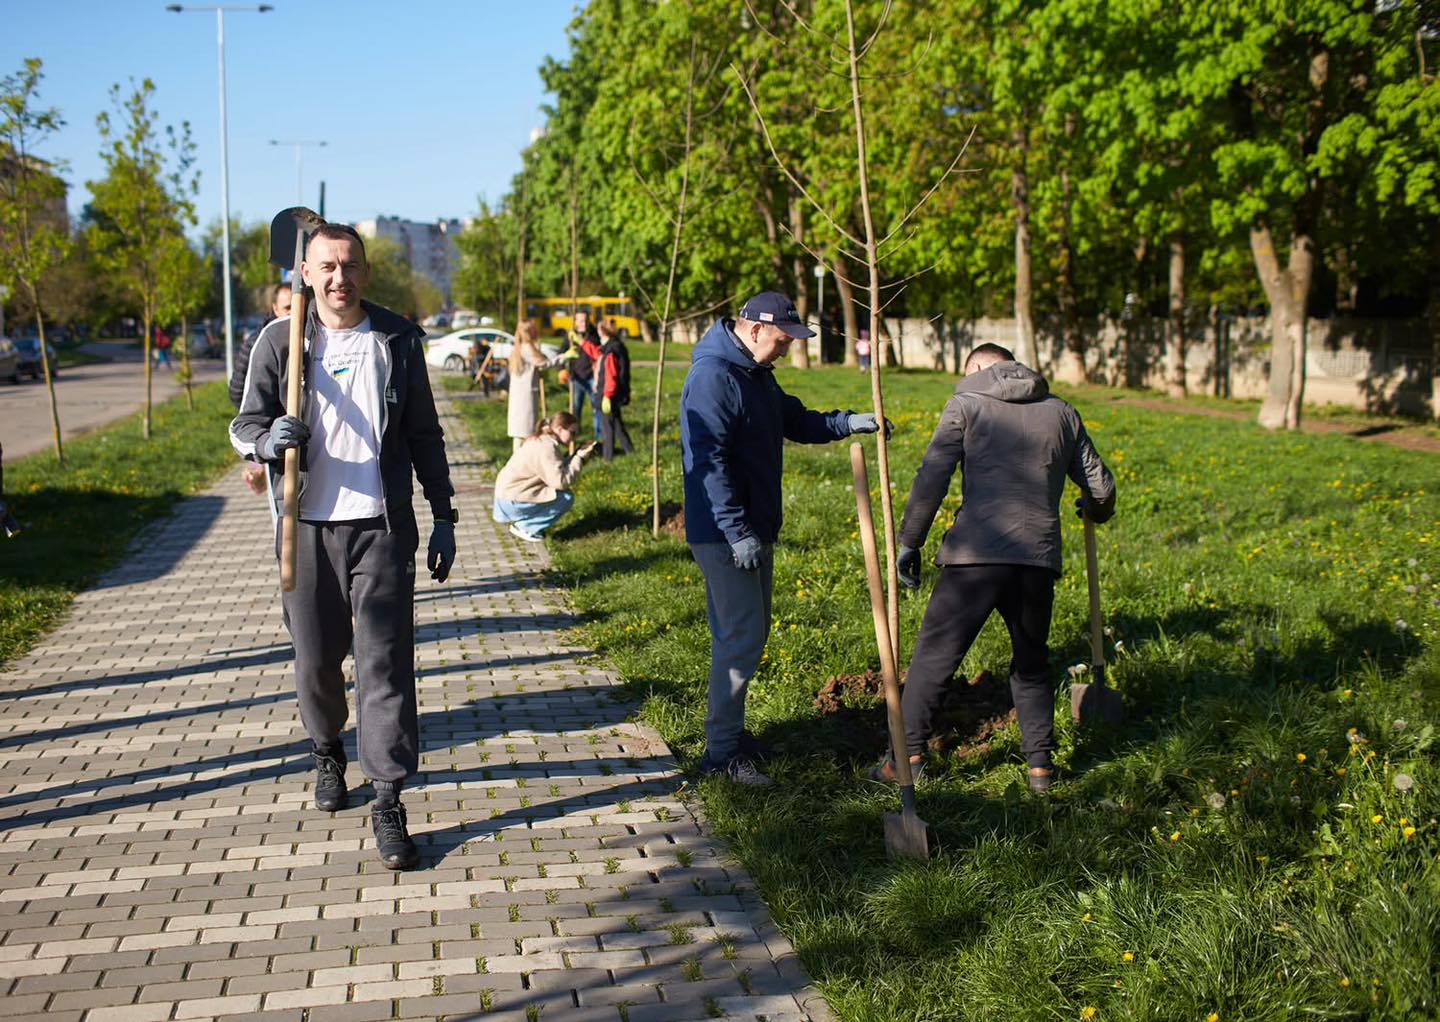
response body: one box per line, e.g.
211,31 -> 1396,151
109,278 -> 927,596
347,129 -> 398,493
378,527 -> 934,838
739,291 -> 814,339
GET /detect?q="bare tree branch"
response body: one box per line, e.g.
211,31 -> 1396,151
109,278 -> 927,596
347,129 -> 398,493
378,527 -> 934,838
732,62 -> 863,249
878,125 -> 977,248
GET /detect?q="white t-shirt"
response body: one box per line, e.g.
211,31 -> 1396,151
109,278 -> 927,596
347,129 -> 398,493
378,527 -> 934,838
299,318 -> 386,521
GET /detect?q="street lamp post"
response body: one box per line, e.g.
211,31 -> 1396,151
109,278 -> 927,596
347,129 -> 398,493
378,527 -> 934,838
268,140 -> 327,206
165,3 -> 273,384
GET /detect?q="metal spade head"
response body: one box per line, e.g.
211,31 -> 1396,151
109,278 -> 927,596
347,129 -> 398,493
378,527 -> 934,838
269,206 -> 326,271
1071,663 -> 1125,727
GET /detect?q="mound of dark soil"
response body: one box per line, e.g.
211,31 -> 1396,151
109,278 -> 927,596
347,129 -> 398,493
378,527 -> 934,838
814,668 -> 1016,758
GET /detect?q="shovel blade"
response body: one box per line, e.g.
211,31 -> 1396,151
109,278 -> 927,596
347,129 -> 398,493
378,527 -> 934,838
883,810 -> 930,861
1071,681 -> 1124,727
269,206 -> 326,270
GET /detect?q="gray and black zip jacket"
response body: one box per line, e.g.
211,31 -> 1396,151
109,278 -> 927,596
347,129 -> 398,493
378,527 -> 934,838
898,360 -> 1115,575
229,299 -> 453,534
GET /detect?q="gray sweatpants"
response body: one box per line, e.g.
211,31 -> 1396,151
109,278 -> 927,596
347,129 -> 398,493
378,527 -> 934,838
690,542 -> 774,765
281,513 -> 419,792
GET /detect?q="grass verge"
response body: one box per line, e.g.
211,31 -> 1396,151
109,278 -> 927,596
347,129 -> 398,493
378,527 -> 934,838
448,367 -> 1438,1021
0,381 -> 240,667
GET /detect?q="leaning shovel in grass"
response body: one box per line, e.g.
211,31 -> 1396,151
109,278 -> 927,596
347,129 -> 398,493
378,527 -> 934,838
1071,517 -> 1124,727
851,443 -> 929,860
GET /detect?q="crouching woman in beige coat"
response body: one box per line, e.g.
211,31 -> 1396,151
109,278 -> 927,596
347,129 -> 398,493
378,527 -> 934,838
492,411 -> 597,542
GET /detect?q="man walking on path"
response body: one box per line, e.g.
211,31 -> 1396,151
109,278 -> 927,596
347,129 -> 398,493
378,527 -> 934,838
229,224 -> 456,870
878,342 -> 1116,791
597,317 -> 634,461
681,291 -> 891,786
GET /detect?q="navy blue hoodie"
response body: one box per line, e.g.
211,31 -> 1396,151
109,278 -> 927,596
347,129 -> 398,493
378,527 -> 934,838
680,319 -> 852,545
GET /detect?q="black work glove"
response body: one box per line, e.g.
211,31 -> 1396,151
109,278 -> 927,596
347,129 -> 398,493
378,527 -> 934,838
897,545 -> 922,591
847,412 -> 895,439
1075,496 -> 1097,521
428,522 -> 456,582
730,535 -> 763,572
260,415 -> 310,461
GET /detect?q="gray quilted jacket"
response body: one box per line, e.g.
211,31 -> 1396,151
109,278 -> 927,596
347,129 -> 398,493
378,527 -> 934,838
897,361 -> 1115,574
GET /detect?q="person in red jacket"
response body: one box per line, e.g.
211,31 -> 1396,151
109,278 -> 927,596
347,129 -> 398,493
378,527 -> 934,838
596,318 -> 633,462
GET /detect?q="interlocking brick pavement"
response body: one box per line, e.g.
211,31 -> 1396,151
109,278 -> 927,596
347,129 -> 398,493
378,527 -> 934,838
0,384 -> 834,1022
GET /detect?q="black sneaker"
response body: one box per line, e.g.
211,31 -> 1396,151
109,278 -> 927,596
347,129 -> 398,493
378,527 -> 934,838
313,751 -> 349,812
371,803 -> 419,870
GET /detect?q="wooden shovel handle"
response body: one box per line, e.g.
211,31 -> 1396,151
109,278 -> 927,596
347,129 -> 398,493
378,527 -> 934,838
1083,517 -> 1105,670
851,444 -> 914,788
279,289 -> 305,593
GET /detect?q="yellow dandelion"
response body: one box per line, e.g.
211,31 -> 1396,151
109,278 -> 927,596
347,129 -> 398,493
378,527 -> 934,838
1081,1009 -> 1098,1021
1399,817 -> 1409,827
1340,977 -> 1351,988
1341,689 -> 1353,699
1082,912 -> 1093,922
1169,831 -> 1182,843
1335,767 -> 1347,777
1372,814 -> 1384,825
1122,951 -> 1135,963
1403,826 -> 1417,840
1207,1014 -> 1221,1022
1296,753 -> 1307,763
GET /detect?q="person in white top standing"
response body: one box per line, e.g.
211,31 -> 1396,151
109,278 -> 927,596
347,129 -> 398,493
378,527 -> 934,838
230,224 -> 456,871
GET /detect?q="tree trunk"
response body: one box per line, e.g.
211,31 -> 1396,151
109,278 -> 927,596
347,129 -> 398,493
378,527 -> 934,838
835,264 -> 860,367
180,313 -> 194,411
652,40 -> 697,537
845,0 -> 899,662
1011,127 -> 1037,368
30,298 -> 64,464
789,196 -> 811,369
142,308 -> 153,440
1057,117 -> 1082,365
1251,223 -> 1311,430
1166,233 -> 1187,397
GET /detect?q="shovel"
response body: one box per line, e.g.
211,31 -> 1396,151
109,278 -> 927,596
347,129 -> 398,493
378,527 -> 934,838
850,443 -> 929,860
268,206 -> 326,593
1071,517 -> 1124,726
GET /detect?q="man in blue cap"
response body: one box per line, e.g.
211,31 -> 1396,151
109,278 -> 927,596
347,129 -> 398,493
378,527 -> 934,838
681,291 -> 891,786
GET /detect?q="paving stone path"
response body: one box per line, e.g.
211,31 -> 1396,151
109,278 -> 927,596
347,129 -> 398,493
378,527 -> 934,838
0,386 -> 832,1022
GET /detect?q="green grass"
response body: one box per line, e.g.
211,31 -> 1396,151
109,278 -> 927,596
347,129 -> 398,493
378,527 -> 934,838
452,367 -> 1439,1021
0,381 -> 240,666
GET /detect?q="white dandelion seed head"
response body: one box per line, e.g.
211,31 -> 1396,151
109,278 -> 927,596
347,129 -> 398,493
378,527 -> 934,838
1393,773 -> 1415,793
1396,619 -> 1410,632
1206,792 -> 1227,810
1393,719 -> 1408,731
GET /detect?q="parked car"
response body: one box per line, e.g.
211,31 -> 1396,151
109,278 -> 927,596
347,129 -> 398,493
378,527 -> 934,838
424,327 -> 517,373
13,337 -> 57,380
0,338 -> 21,383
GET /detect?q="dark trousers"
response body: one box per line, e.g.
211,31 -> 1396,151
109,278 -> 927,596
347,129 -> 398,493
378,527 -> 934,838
601,406 -> 633,462
280,514 -> 420,791
902,564 -> 1057,767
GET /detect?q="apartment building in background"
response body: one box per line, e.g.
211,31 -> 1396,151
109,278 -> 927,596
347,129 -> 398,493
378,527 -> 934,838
353,216 -> 465,302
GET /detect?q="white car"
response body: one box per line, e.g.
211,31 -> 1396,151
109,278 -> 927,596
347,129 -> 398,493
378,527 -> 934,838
424,327 -> 516,372
424,328 -> 566,373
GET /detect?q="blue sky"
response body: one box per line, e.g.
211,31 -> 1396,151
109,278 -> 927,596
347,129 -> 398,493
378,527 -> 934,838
2,0 -> 579,230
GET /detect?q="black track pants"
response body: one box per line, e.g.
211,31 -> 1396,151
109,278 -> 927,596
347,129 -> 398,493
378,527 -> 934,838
280,514 -> 420,786
902,563 -> 1057,767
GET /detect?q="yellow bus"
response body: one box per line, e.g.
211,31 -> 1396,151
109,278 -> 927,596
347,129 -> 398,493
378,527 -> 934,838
524,296 -> 643,340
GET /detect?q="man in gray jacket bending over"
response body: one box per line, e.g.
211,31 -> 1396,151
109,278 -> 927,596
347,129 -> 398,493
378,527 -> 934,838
231,224 -> 456,870
877,343 -> 1115,792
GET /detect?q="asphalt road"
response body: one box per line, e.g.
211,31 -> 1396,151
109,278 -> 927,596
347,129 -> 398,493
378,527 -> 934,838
0,341 -> 229,462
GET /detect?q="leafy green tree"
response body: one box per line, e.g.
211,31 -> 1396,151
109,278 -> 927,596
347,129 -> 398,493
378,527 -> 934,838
454,198 -> 521,329
203,217 -> 272,316
0,58 -> 70,463
87,79 -> 196,439
363,235 -> 416,318
155,236 -> 210,411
